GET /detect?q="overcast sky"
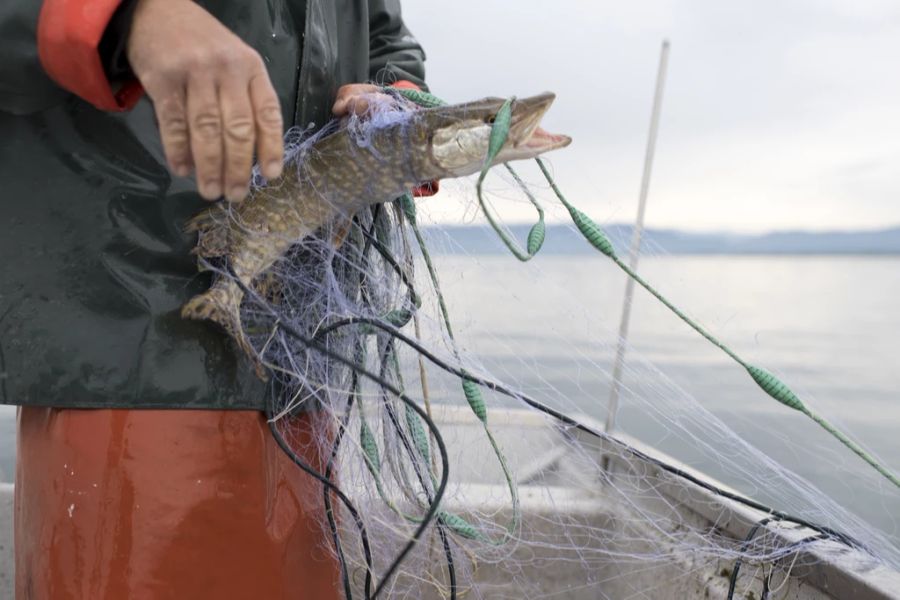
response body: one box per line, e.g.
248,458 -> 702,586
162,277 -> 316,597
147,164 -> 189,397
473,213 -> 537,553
402,0 -> 900,233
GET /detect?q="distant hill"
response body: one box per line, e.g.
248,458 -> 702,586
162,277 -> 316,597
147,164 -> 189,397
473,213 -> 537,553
422,224 -> 900,255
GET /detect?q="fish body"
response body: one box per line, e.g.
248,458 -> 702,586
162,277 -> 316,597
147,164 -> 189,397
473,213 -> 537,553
182,93 -> 571,370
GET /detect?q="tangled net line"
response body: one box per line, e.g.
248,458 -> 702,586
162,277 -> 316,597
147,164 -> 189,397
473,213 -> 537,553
206,89 -> 899,599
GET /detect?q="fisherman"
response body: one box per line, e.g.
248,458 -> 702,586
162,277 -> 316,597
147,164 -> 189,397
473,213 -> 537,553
0,0 -> 428,596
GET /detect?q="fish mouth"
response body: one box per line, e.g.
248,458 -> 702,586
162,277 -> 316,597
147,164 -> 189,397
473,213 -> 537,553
503,93 -> 572,158
423,92 -> 571,176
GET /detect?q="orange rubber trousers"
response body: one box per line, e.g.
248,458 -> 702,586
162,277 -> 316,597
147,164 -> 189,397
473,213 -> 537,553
15,407 -> 341,600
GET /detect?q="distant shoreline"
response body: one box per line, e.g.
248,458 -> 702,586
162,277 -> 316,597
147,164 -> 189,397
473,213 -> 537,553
423,224 -> 900,256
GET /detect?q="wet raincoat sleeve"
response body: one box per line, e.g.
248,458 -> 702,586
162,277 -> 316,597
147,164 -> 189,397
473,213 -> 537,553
0,0 -> 142,115
36,0 -> 143,111
368,0 -> 428,91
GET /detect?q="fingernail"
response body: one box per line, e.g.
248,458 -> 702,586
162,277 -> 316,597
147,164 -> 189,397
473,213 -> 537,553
227,185 -> 248,202
173,164 -> 190,177
202,182 -> 222,199
264,160 -> 283,179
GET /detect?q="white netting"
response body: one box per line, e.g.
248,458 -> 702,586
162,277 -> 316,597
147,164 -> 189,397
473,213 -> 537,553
193,97 -> 900,599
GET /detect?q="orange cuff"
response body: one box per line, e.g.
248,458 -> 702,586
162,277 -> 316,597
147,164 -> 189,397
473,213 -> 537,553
411,180 -> 439,197
38,0 -> 143,111
391,81 -> 439,198
390,80 -> 421,91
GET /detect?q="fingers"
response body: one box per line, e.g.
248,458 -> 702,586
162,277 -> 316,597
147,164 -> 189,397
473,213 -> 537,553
249,71 -> 284,180
153,84 -> 191,176
332,83 -> 381,116
186,76 -> 224,200
182,58 -> 284,202
219,76 -> 256,202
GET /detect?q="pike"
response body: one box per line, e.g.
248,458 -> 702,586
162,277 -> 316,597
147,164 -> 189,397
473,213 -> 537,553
181,92 -> 571,369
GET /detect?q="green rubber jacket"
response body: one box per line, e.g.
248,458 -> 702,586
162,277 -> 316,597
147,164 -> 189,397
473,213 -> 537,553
0,0 -> 427,409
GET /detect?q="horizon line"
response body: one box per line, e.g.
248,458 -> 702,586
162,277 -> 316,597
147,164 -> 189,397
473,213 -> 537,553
422,221 -> 900,236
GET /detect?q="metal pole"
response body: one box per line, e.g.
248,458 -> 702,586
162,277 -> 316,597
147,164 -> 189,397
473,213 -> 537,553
605,40 -> 670,433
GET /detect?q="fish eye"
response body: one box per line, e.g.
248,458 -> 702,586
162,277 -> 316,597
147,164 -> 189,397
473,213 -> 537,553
485,115 -> 496,125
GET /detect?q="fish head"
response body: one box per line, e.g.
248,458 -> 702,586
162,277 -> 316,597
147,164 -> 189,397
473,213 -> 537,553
419,92 -> 571,178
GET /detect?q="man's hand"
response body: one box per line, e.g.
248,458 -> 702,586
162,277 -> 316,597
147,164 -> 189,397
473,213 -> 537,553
127,0 -> 284,202
332,84 -> 390,117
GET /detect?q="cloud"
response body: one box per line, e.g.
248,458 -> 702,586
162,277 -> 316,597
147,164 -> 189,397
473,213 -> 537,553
402,0 -> 900,232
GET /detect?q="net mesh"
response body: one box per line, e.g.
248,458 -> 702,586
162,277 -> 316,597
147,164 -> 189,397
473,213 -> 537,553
196,98 -> 900,600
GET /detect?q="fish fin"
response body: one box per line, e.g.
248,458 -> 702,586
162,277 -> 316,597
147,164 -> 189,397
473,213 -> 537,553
192,228 -> 229,259
185,204 -> 224,233
181,280 -> 267,379
186,205 -> 230,259
330,215 -> 355,249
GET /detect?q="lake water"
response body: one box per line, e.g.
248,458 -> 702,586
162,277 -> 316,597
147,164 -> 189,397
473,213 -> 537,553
429,253 -> 900,544
1,254 -> 897,545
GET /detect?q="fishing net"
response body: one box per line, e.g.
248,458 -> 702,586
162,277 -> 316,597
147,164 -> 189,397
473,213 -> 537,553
200,91 -> 900,599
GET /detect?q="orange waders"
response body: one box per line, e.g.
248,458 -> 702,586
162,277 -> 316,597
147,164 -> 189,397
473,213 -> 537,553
15,407 -> 341,599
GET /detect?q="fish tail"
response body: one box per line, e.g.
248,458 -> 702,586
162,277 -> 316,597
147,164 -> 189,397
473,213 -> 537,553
181,281 -> 266,378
